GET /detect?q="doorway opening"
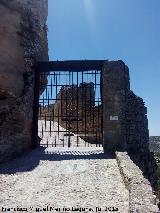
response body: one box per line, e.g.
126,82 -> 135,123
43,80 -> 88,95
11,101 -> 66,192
33,60 -> 104,148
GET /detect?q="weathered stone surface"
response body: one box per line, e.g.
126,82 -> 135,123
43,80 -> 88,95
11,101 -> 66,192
102,60 -> 130,152
0,3 -> 24,97
0,0 -> 48,163
125,91 -> 158,186
116,152 -> 159,212
100,60 -> 157,188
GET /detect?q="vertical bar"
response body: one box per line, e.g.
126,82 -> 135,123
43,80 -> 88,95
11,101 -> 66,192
97,97 -> 100,147
47,136 -> 49,147
42,94 -> 45,112
58,101 -> 60,139
68,71 -> 71,147
90,70 -> 95,146
92,109 -> 95,146
56,72 -> 60,140
95,70 -> 97,147
60,86 -> 63,118
51,73 -> 55,136
48,91 -> 50,112
53,71 -> 56,86
95,129 -> 98,147
53,71 -> 56,146
32,65 -> 40,148
39,102 -> 42,120
45,74 -> 48,102
42,123 -> 44,139
55,72 -> 58,144
63,134 -> 65,147
52,89 -> 55,127
100,69 -> 103,147
89,78 -> 92,146
56,72 -> 58,98
43,72 -> 48,147
84,78 -> 87,146
55,135 -> 56,147
71,71 -> 74,135
59,71 -> 60,88
51,75 -> 53,99
45,114 -> 47,133
89,81 -> 92,117
50,115 -> 52,137
76,71 -> 79,147
65,74 -> 68,146
81,71 -> 86,146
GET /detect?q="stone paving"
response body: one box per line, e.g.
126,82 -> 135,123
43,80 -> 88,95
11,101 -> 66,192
0,121 -> 129,213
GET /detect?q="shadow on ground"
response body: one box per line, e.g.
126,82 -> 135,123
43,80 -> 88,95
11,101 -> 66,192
0,147 -> 115,174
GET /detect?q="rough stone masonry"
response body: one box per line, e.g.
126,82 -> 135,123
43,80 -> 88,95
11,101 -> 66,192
0,0 -> 48,162
102,60 -> 157,187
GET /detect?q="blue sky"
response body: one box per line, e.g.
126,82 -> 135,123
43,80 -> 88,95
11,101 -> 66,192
47,0 -> 160,136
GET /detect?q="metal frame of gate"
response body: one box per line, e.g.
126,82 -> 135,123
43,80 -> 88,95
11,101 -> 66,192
32,60 -> 105,148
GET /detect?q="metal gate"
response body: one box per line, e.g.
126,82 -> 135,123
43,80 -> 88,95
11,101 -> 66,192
33,61 -> 104,148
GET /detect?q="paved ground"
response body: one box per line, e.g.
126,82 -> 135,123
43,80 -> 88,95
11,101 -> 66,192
38,120 -> 102,147
0,121 -> 129,213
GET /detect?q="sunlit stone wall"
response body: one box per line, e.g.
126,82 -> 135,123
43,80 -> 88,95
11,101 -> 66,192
0,0 -> 48,162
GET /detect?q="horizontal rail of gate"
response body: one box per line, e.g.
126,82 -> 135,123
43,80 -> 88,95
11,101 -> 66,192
32,61 -> 105,148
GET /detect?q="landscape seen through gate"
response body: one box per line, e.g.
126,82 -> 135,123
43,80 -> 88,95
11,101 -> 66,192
38,68 -> 103,147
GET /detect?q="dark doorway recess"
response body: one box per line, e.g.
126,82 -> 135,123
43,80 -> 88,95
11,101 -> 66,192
33,60 -> 105,148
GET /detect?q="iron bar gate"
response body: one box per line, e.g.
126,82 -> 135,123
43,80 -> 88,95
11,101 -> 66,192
33,61 -> 105,148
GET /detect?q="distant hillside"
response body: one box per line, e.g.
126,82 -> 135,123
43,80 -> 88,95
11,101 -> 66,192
149,136 -> 160,153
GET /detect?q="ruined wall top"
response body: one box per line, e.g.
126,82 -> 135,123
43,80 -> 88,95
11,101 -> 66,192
0,0 -> 48,25
16,0 -> 48,24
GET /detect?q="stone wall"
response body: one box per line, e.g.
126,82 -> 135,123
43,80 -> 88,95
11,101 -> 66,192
102,60 -> 157,187
0,0 -> 48,163
102,60 -> 130,152
125,91 -> 158,186
116,152 -> 159,212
